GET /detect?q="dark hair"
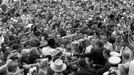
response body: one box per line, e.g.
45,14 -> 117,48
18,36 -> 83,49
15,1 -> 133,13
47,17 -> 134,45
29,39 -> 40,47
69,64 -> 78,72
45,55 -> 52,61
29,49 -> 40,64
47,38 -> 56,48
103,49 -> 111,57
23,41 -> 30,47
12,44 -> 20,50
95,40 -> 104,47
78,59 -> 87,67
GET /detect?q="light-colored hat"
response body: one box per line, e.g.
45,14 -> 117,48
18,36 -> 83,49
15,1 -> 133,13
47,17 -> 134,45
26,24 -> 33,28
50,59 -> 67,72
110,51 -> 121,57
103,71 -> 109,75
108,56 -> 121,65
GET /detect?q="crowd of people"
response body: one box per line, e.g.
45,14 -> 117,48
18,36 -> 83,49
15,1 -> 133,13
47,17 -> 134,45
0,0 -> 134,75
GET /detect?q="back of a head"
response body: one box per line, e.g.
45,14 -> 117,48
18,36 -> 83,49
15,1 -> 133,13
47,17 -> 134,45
70,64 -> 78,72
47,38 -> 56,48
78,59 -> 87,68
95,40 -> 104,48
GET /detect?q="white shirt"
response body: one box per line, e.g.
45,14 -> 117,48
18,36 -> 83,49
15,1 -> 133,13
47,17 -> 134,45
41,46 -> 57,56
104,42 -> 113,51
85,45 -> 93,53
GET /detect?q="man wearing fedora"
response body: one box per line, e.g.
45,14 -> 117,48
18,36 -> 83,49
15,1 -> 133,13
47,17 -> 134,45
50,59 -> 67,75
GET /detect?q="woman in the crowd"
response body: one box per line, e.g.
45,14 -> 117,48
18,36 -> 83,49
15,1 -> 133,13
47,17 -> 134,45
118,47 -> 133,75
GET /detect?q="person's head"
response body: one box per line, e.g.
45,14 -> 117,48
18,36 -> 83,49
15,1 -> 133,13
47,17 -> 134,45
47,38 -> 56,48
103,49 -> 111,60
90,36 -> 97,46
29,67 -> 38,75
122,48 -> 133,63
70,64 -> 78,72
5,46 -> 11,54
100,34 -> 107,44
21,49 -> 30,56
50,59 -> 67,73
115,35 -> 121,43
8,61 -> 19,72
78,58 -> 87,68
94,40 -> 104,48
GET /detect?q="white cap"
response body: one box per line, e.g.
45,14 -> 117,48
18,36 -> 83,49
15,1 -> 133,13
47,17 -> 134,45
108,56 -> 121,65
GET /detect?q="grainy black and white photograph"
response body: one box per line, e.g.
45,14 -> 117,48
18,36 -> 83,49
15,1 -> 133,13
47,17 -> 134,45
0,0 -> 134,75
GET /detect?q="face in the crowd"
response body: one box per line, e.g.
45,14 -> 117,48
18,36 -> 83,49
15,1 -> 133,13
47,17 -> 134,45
32,71 -> 38,75
94,43 -> 99,48
103,50 -> 110,60
66,24 -> 72,30
66,30 -> 71,35
100,35 -> 107,44
5,46 -> 11,54
90,38 -> 97,46
56,34 -> 61,39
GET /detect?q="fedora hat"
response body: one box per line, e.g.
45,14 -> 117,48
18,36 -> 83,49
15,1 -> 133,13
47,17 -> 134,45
50,59 -> 67,72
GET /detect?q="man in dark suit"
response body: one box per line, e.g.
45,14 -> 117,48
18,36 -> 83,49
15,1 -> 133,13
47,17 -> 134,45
75,59 -> 97,75
74,40 -> 107,70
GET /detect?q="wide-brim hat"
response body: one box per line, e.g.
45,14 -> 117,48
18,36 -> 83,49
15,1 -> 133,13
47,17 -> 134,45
108,56 -> 121,65
50,59 -> 67,72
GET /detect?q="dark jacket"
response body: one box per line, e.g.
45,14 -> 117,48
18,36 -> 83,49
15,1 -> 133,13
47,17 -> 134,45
81,47 -> 106,66
75,66 -> 97,75
96,61 -> 111,75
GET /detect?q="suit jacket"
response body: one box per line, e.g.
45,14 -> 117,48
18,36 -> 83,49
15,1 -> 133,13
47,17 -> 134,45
82,47 -> 106,66
75,67 -> 97,75
96,61 -> 111,75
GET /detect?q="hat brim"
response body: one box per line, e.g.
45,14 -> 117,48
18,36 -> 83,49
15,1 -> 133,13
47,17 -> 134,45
50,63 -> 67,72
110,51 -> 121,57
